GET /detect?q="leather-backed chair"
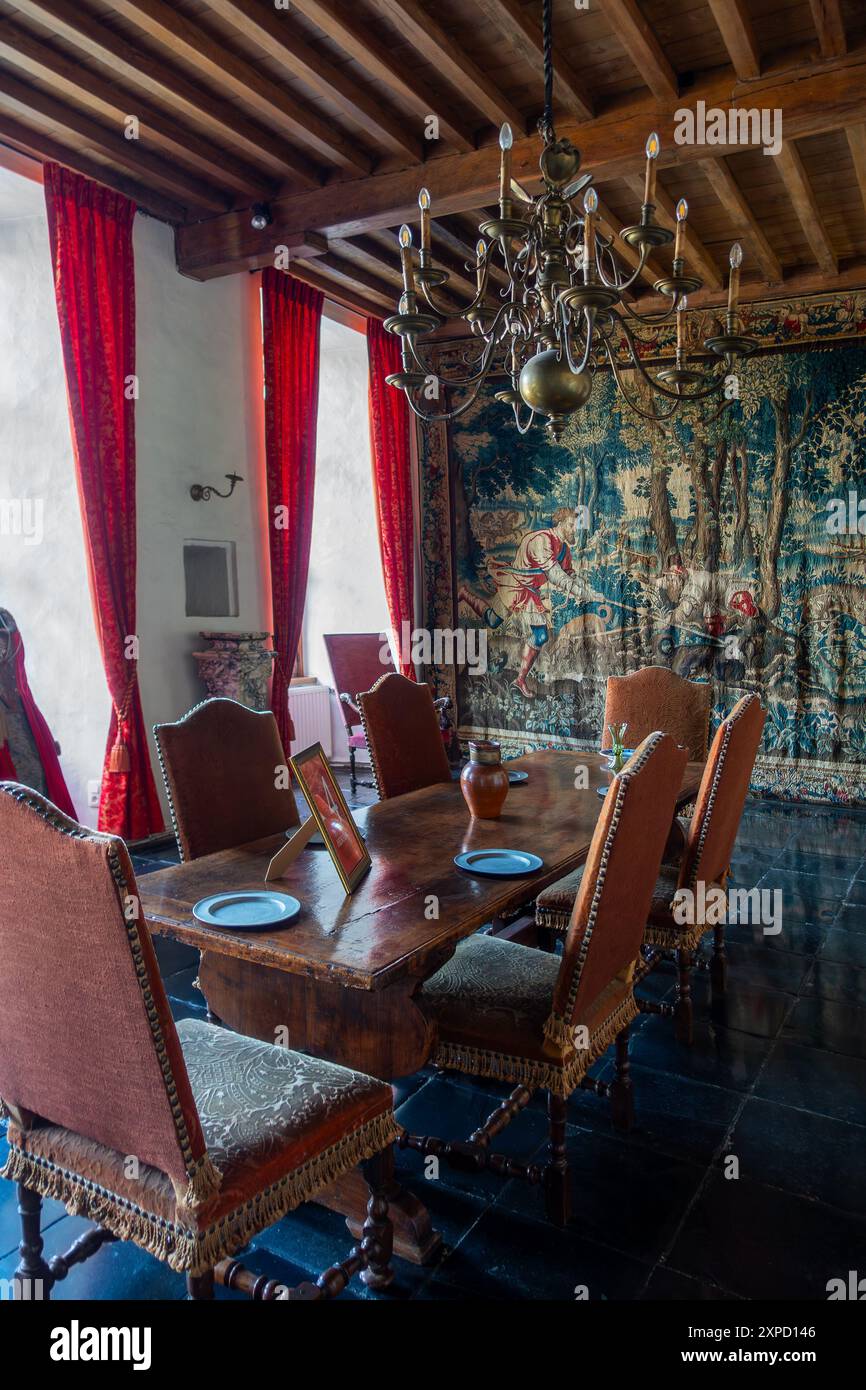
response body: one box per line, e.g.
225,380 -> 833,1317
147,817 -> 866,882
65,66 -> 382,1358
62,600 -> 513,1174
536,693 -> 767,1044
154,698 -> 299,861
323,633 -> 395,792
358,673 -> 452,800
601,666 -> 712,761
0,783 -> 398,1301
404,733 -> 688,1226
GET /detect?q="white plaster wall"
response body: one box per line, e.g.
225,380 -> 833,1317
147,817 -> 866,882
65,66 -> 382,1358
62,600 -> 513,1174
0,166 -> 107,826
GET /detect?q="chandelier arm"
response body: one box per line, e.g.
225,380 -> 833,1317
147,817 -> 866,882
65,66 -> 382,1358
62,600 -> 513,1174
404,335 -> 500,389
509,400 -> 538,435
615,294 -> 684,328
610,312 -> 728,403
557,299 -> 593,376
606,350 -> 682,422
419,259 -> 493,319
594,238 -> 651,297
402,373 -> 491,423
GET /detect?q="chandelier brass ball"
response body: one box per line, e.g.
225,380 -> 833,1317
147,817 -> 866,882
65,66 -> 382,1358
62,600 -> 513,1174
518,348 -> 593,423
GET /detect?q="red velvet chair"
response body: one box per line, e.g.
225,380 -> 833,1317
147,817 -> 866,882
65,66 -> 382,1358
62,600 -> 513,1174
358,673 -> 452,800
0,781 -> 398,1300
153,698 -> 299,861
406,732 -> 688,1225
601,666 -> 712,761
323,633 -> 395,792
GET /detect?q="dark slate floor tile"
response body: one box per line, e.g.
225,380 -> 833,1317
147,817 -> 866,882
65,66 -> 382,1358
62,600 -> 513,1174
756,870 -> 846,925
789,822 -> 866,860
640,1265 -> 742,1300
0,1214 -> 183,1300
162,965 -> 203,1009
433,1203 -> 653,1301
803,959 -> 866,1006
668,1172 -> 866,1300
776,845 -> 862,879
496,1127 -> 705,1265
130,854 -> 178,877
844,878 -> 866,905
704,980 -> 795,1039
0,1174 -> 67,1263
571,1062 -> 740,1166
728,1096 -> 866,1214
820,928 -> 866,969
755,1039 -> 866,1125
782,996 -> 866,1060
629,1013 -> 773,1093
152,935 -> 199,978
835,903 -> 866,935
720,941 -> 812,995
725,917 -> 826,957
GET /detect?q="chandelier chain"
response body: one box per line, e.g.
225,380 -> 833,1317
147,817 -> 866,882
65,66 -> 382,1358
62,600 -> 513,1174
538,0 -> 556,146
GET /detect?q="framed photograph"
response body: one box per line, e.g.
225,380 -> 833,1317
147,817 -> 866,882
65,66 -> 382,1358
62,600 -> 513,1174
290,742 -> 371,894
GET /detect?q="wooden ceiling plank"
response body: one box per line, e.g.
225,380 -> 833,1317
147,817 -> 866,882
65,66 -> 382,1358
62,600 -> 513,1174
278,261 -> 386,319
0,19 -> 266,198
807,0 -> 847,59
0,68 -> 226,211
700,156 -> 782,284
706,0 -> 761,80
285,0 -> 472,152
296,249 -> 395,307
10,0 -> 322,187
847,124 -> 866,220
474,0 -> 593,121
625,175 -> 723,290
0,109 -> 186,221
374,0 -> 526,133
111,0 -> 369,174
366,224 -> 480,301
334,233 -> 466,312
205,0 -> 419,163
175,55 -> 866,276
775,140 -> 838,276
596,0 -> 679,103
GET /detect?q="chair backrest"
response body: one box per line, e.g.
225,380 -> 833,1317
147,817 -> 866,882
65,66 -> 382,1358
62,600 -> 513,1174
551,733 -> 688,1032
0,783 -> 215,1201
154,698 -> 299,861
680,693 -> 766,890
602,667 -> 712,761
323,633 -> 395,732
358,673 -> 452,800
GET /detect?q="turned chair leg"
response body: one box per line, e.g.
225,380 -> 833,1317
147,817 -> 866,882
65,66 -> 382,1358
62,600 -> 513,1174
359,1149 -> 395,1290
544,1092 -> 571,1227
675,947 -> 694,1045
711,923 -> 728,996
15,1185 -> 53,1301
349,744 -> 357,794
610,1025 -> 636,1132
187,1269 -> 216,1300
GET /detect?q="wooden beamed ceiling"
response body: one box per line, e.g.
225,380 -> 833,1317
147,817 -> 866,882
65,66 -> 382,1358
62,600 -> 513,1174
0,0 -> 865,318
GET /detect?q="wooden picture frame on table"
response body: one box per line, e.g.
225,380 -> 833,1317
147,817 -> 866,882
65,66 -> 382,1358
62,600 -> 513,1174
290,742 -> 371,894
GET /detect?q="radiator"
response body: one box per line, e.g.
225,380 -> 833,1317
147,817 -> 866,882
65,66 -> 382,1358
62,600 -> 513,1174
288,682 -> 333,758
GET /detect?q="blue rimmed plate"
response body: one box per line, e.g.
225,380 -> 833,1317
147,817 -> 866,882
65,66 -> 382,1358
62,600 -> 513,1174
193,891 -> 301,931
454,848 -> 543,877
507,769 -> 529,784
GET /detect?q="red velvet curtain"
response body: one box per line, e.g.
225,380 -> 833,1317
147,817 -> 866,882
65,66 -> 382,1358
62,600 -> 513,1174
44,163 -> 162,839
366,317 -> 416,679
262,270 -> 323,749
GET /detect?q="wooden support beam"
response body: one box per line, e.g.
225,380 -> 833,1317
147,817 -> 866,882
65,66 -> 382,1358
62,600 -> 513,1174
176,55 -> 866,277
285,0 -> 472,152
807,0 -> 847,59
700,156 -> 782,284
847,124 -> 866,220
0,109 -> 186,221
706,0 -> 761,81
111,0 -> 368,174
474,0 -> 593,121
0,69 -> 227,212
12,0 -> 321,187
335,232 -> 466,311
0,20 -> 267,198
596,0 -> 678,103
625,175 -> 723,290
293,250 -> 395,308
206,0 -> 419,163
775,140 -> 838,276
277,262 -> 386,320
375,0 -> 526,133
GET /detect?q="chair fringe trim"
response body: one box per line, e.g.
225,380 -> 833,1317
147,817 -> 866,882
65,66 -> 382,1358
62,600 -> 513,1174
1,1110 -> 399,1277
176,1152 -> 223,1209
643,919 -> 708,951
434,993 -> 639,1099
0,1098 -> 9,1121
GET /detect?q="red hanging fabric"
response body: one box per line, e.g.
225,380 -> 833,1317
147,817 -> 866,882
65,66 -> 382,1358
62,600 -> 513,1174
43,163 -> 162,839
261,269 -> 323,750
366,317 -> 416,679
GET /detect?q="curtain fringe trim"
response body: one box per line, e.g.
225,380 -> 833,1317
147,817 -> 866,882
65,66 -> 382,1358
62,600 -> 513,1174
1,1111 -> 399,1277
434,994 -> 639,1098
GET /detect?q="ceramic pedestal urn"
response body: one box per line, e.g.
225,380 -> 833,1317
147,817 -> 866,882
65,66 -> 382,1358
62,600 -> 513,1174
460,739 -> 509,819
192,632 -> 275,711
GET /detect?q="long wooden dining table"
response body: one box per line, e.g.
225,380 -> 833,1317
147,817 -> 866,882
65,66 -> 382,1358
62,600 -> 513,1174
140,748 -> 702,1263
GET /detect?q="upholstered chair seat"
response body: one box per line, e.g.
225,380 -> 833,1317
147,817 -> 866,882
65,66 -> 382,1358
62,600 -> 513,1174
420,934 -> 637,1097
4,1017 -> 395,1276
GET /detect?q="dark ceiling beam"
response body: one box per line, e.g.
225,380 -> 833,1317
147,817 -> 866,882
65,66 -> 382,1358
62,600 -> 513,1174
806,0 -> 847,59
374,0 -> 527,133
624,175 -> 723,290
595,0 -> 679,103
0,19 -> 265,198
284,0 -> 473,152
705,0 -> 761,80
176,55 -> 866,276
474,0 -> 593,121
700,156 -> 783,284
205,0 -> 419,164
775,140 -> 838,276
10,0 -> 322,187
847,124 -> 866,221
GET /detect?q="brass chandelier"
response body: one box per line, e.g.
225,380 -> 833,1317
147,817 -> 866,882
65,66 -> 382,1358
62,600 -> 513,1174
385,0 -> 757,440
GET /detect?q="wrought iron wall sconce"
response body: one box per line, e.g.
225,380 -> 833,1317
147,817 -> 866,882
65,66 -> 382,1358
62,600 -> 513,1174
189,473 -> 244,502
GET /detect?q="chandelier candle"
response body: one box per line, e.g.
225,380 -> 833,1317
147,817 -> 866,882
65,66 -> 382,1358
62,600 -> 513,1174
499,123 -> 513,203
644,132 -> 660,205
418,189 -> 431,252
398,224 -> 415,296
674,198 -> 688,262
583,187 -> 597,279
728,242 -> 743,317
